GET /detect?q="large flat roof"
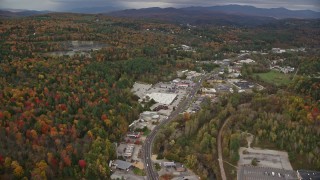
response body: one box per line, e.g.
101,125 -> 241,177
238,165 -> 297,180
297,170 -> 320,180
145,92 -> 177,105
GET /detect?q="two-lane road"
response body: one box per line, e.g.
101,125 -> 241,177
143,76 -> 204,179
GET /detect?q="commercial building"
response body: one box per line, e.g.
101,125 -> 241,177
163,162 -> 176,167
201,88 -> 217,94
139,111 -> 160,122
176,83 -> 189,89
112,160 -> 132,171
297,170 -> 320,180
140,111 -> 157,119
144,92 -> 177,105
233,81 -> 255,90
126,132 -> 141,138
238,165 -> 297,180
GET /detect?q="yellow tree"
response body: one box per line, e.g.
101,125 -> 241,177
13,165 -> 24,178
185,154 -> 197,169
32,160 -> 48,180
10,160 -> 24,178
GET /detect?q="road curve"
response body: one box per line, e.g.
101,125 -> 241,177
143,77 -> 204,179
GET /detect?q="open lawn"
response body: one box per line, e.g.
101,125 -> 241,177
133,167 -> 146,176
143,128 -> 151,136
254,70 -> 292,86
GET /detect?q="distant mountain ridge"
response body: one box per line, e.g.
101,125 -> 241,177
0,9 -> 51,17
107,5 -> 320,26
107,7 -> 276,26
1,4 -> 319,21
68,6 -> 121,14
108,5 -> 320,19
182,5 -> 320,19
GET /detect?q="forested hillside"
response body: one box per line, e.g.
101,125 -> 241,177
0,14 -> 195,179
0,12 -> 319,179
155,89 -> 320,179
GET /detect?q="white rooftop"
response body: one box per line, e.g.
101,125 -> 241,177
202,88 -> 216,93
152,115 -> 160,119
141,111 -> 157,115
145,92 -> 177,105
132,82 -> 152,98
239,59 -> 255,64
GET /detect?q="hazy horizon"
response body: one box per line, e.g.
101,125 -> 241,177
1,0 -> 319,12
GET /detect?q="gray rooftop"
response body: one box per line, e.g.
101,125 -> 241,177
114,160 -> 132,170
297,170 -> 320,180
238,165 -> 298,180
234,81 -> 255,89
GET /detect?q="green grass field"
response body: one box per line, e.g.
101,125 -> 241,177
254,70 -> 292,86
133,167 -> 146,176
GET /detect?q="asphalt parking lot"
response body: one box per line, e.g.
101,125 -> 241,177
238,147 -> 293,170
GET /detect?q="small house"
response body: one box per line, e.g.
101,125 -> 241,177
163,162 -> 175,167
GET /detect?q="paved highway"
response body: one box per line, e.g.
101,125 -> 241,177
143,76 -> 204,180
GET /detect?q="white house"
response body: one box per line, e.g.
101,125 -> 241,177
181,45 -> 192,51
272,48 -> 286,54
239,59 -> 255,64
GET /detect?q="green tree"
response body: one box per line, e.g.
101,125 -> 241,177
84,137 -> 115,179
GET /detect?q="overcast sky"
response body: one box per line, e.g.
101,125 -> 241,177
1,0 -> 319,12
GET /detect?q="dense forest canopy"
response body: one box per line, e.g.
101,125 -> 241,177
0,13 -> 319,179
